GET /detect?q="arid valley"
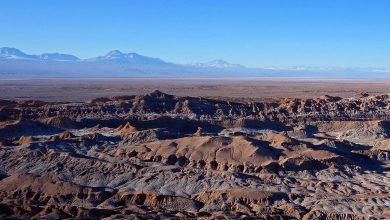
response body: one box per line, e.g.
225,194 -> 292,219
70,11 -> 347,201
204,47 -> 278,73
0,79 -> 389,219
2,0 -> 390,219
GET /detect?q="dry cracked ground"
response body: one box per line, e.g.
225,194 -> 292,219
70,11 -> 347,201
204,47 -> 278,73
0,90 -> 389,219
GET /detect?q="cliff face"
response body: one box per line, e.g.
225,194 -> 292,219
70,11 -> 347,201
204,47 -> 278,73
0,91 -> 389,219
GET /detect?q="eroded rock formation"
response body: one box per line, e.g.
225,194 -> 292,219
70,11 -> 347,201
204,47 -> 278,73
0,91 -> 389,219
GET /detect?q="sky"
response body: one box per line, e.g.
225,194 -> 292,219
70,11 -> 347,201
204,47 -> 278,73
0,0 -> 389,68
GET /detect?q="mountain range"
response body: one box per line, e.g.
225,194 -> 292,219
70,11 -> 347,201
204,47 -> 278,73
0,47 -> 79,62
0,47 -> 241,68
0,47 -> 389,78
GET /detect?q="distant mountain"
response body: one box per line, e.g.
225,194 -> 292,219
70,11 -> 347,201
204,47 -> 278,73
0,47 -> 37,60
0,47 -> 240,68
86,50 -> 173,66
0,47 -> 79,62
39,53 -> 80,61
1,47 -> 390,78
192,59 -> 243,68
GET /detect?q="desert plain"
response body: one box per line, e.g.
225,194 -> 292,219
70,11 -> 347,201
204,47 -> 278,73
2,78 -> 390,101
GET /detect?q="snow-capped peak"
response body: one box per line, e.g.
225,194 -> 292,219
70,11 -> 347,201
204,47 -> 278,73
192,59 -> 244,68
103,50 -> 124,59
0,47 -> 37,60
0,47 -> 25,56
102,50 -> 144,60
39,53 -> 80,61
0,47 -> 80,61
89,50 -> 171,66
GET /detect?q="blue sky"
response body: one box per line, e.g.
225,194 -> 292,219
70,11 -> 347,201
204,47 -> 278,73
1,0 -> 389,68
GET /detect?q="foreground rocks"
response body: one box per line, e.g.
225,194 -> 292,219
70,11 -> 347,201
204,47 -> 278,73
0,91 -> 389,219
